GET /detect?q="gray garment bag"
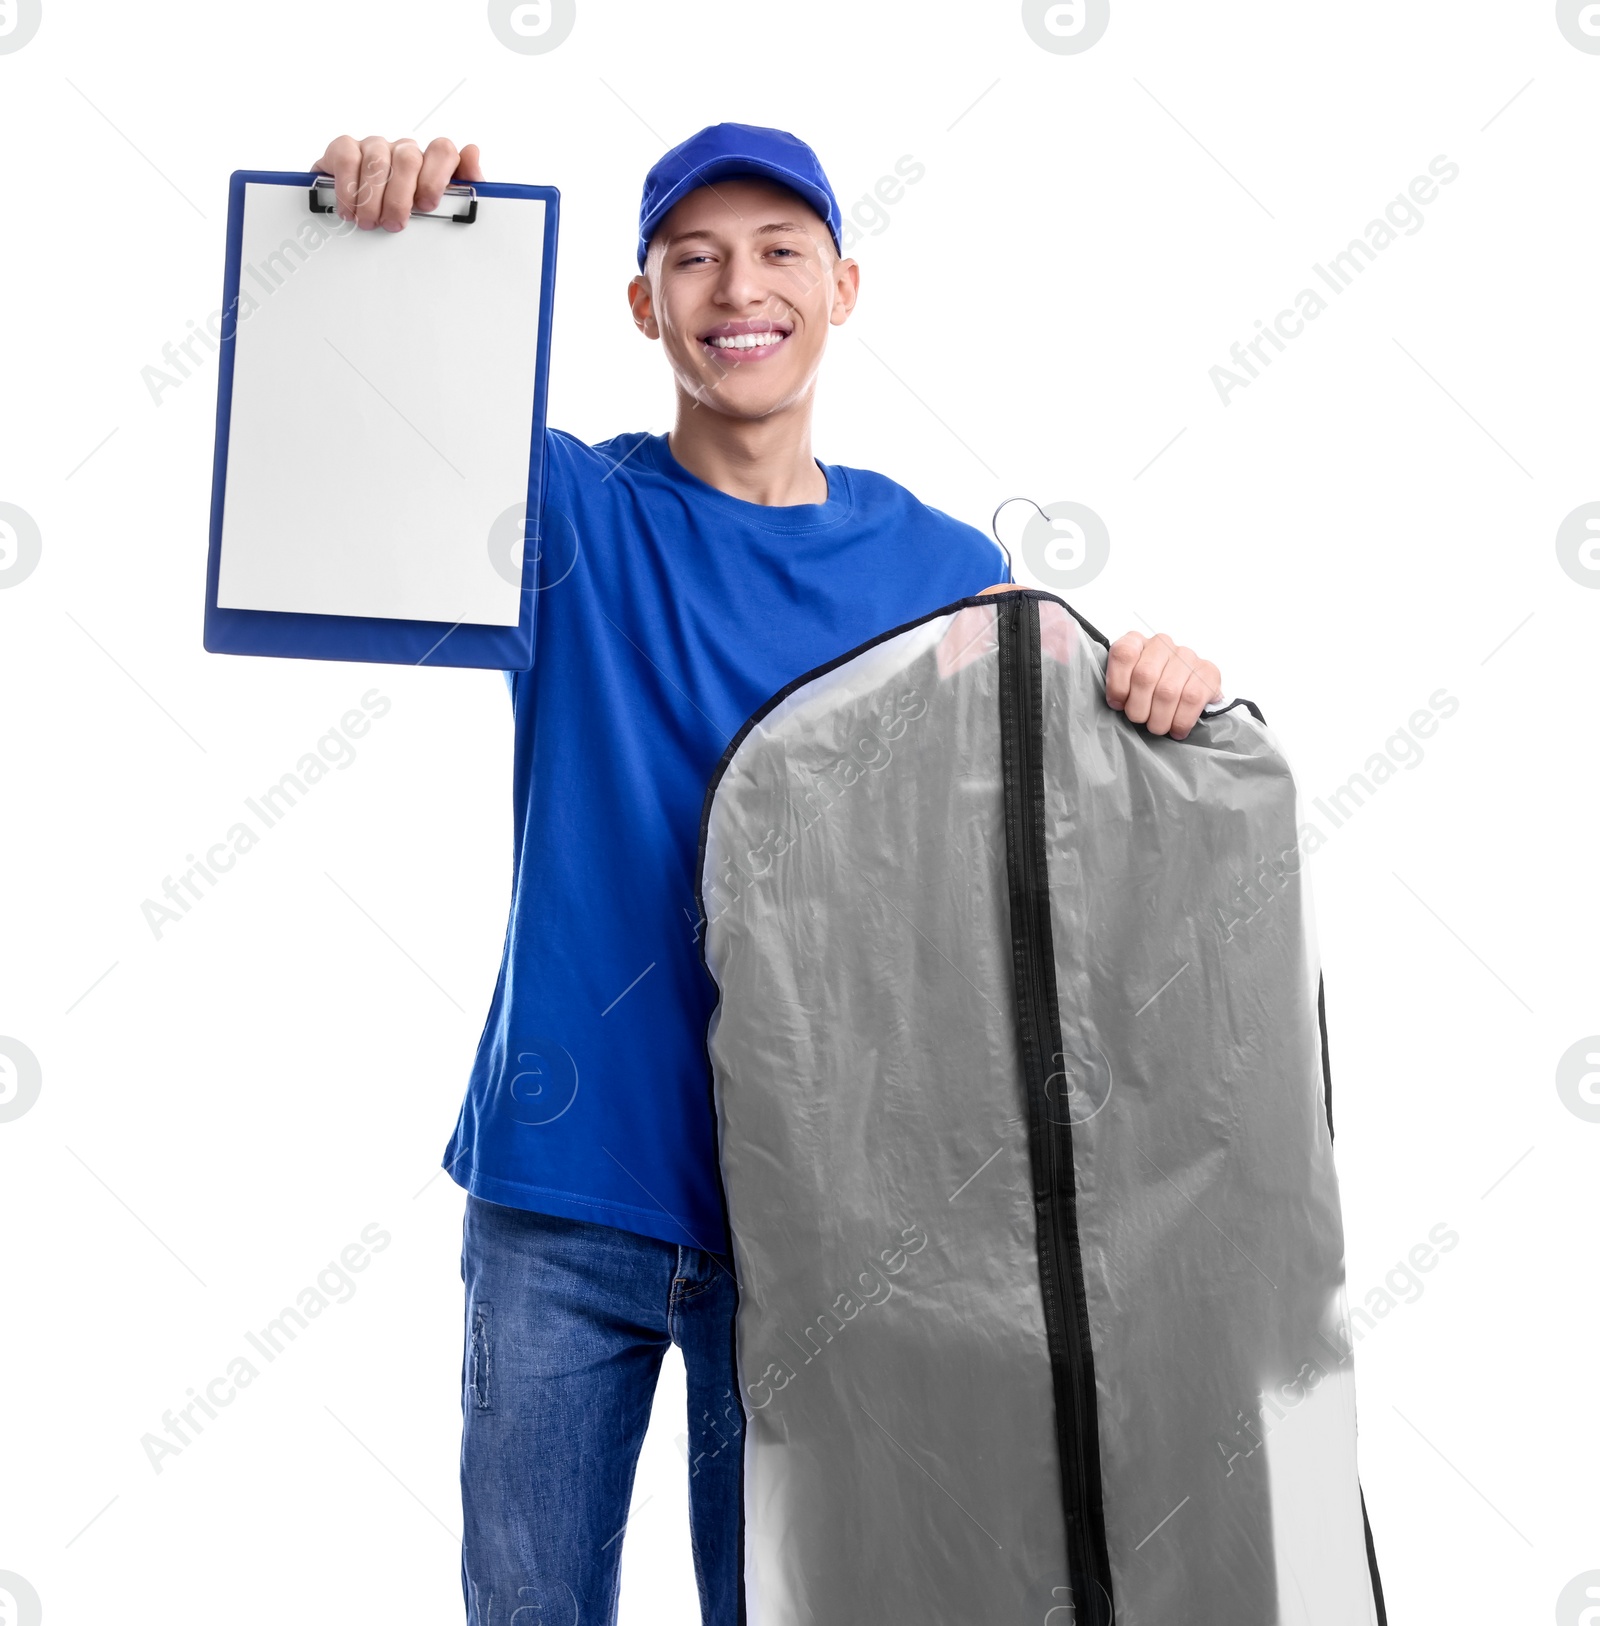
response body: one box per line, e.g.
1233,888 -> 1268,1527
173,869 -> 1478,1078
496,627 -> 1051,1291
697,589 -> 1387,1626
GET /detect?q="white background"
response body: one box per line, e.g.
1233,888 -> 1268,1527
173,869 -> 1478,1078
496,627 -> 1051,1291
2,2 -> 1596,1621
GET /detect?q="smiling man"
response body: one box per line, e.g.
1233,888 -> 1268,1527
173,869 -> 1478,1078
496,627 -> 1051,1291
309,121 -> 1223,1626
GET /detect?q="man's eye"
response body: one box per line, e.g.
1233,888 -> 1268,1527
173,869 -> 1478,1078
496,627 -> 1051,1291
769,247 -> 800,259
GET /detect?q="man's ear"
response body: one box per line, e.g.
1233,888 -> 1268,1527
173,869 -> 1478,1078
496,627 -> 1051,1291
829,257 -> 861,328
628,273 -> 660,340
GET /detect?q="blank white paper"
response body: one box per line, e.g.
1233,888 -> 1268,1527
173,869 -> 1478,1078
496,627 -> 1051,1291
216,181 -> 546,626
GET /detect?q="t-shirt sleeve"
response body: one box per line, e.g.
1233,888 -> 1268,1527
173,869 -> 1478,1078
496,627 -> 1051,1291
502,426 -> 578,680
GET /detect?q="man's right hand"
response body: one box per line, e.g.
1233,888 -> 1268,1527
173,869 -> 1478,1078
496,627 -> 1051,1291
308,135 -> 485,231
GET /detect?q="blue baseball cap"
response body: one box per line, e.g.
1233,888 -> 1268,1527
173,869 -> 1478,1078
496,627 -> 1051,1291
637,122 -> 843,269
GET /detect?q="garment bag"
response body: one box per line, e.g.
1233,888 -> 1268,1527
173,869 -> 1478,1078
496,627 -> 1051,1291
697,590 -> 1386,1626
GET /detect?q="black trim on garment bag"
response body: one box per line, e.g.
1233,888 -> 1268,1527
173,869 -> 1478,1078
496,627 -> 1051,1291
997,593 -> 1117,1626
1318,974 -> 1335,1141
1200,695 -> 1267,724
1361,1484 -> 1390,1626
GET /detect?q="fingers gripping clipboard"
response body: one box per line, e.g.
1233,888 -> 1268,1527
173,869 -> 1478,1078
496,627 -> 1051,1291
203,170 -> 559,669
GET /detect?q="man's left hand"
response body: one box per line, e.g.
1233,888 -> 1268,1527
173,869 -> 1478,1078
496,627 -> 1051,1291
1104,631 -> 1222,740
976,586 -> 1223,739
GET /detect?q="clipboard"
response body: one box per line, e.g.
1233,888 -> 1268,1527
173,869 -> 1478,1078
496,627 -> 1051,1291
203,170 -> 559,669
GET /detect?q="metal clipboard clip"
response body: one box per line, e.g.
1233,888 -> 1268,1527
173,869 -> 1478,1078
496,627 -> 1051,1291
308,174 -> 479,225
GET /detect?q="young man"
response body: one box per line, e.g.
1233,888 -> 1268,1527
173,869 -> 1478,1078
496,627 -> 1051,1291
309,122 -> 1224,1625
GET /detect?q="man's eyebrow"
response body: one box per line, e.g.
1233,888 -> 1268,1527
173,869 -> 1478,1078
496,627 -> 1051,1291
664,221 -> 814,247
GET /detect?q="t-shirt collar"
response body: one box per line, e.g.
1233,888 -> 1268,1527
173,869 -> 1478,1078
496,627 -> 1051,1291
641,433 -> 852,533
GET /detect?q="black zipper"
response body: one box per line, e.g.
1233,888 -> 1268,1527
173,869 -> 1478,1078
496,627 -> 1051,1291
997,593 -> 1116,1626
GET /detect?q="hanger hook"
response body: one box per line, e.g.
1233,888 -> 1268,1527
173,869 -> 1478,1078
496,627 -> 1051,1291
989,495 -> 1052,578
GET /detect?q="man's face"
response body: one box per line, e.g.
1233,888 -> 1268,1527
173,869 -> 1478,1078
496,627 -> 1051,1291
629,177 -> 859,421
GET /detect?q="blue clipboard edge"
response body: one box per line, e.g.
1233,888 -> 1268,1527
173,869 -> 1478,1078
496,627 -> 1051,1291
202,170 -> 560,670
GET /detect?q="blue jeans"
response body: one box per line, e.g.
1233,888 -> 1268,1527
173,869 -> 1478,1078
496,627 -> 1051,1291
458,1196 -> 743,1625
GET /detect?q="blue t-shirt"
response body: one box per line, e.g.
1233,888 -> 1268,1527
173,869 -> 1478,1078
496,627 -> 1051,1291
442,429 -> 1008,1251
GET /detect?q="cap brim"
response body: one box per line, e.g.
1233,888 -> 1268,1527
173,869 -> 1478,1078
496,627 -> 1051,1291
637,155 -> 839,267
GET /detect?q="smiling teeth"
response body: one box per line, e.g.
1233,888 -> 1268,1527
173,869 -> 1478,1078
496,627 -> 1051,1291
707,331 -> 786,349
